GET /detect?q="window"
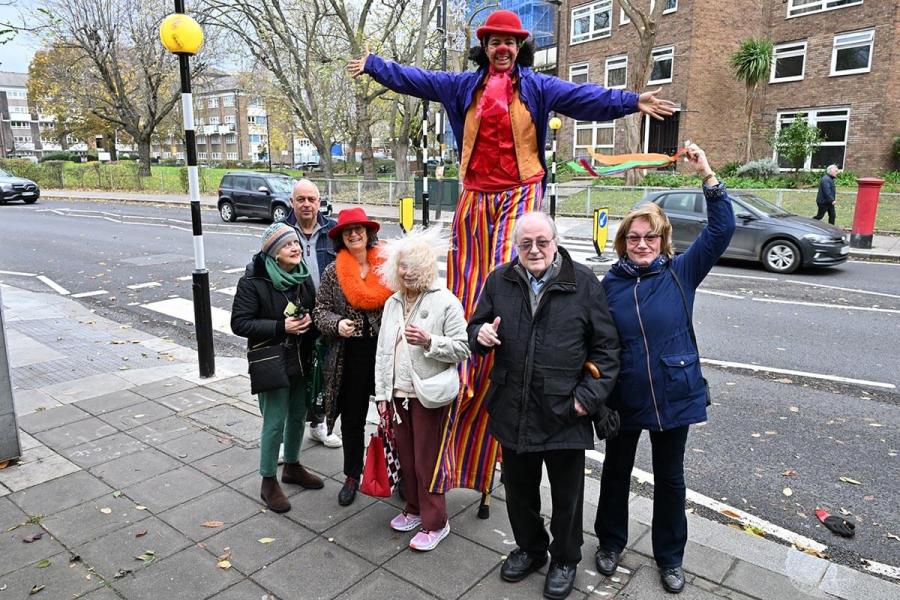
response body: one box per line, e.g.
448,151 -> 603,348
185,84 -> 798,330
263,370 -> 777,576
660,193 -> 699,214
227,152 -> 238,160
209,116 -> 220,125
13,136 -> 31,143
1,89 -> 26,98
222,95 -> 234,107
223,115 -> 235,124
830,29 -> 873,76
787,0 -> 862,18
207,97 -> 218,108
196,117 -> 204,126
569,63 -> 589,84
211,152 -> 222,160
198,152 -> 207,159
571,1 -> 612,44
9,106 -> 28,113
10,121 -> 30,128
771,41 -> 806,82
775,108 -> 850,170
648,46 -> 674,84
620,0 -> 675,24
226,134 -> 236,144
247,116 -> 267,125
250,134 -> 261,143
605,55 -> 627,89
574,120 -> 615,156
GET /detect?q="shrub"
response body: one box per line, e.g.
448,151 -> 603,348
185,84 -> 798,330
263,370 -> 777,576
718,161 -> 741,178
893,135 -> 900,169
641,172 -> 701,188
736,158 -> 779,179
39,151 -> 79,163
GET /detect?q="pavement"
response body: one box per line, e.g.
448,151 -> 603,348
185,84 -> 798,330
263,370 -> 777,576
40,189 -> 900,262
2,283 -> 899,599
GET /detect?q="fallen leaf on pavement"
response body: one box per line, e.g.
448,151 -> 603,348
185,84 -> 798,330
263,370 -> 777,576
258,537 -> 275,544
217,560 -> 232,570
789,406 -> 799,413
0,460 -> 9,469
22,533 -> 44,543
839,476 -> 862,485
794,543 -> 827,559
135,506 -> 147,511
864,495 -> 875,502
34,559 -> 51,568
99,508 -> 112,515
217,549 -> 232,562
743,525 -> 765,537
30,584 -> 45,595
886,533 -> 900,542
113,569 -> 132,579
112,491 -> 123,498
751,433 -> 761,438
783,487 -> 793,497
782,470 -> 797,476
774,378 -> 793,384
134,551 -> 155,564
202,521 -> 224,528
720,509 -> 742,520
135,530 -> 148,538
839,508 -> 851,516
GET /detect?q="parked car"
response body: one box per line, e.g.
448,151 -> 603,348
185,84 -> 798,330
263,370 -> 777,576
217,172 -> 333,222
635,189 -> 849,273
0,168 -> 40,204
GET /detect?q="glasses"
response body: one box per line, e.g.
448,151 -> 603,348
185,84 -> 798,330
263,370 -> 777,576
516,238 -> 555,252
625,234 -> 661,245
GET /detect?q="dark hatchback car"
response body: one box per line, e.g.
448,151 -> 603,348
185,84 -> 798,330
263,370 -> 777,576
217,172 -> 332,223
0,168 -> 40,204
636,190 -> 849,273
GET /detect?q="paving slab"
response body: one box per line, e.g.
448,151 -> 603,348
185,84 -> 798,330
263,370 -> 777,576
616,565 -> 725,599
41,495 -> 151,547
8,470 -> 113,517
251,536 -> 375,599
208,579 -> 274,600
192,445 -> 259,483
78,587 -> 123,600
155,386 -> 235,414
203,511 -> 316,575
277,476 -> 376,532
88,447 -> 183,490
819,563 -> 900,600
722,559 -> 833,600
129,377 -> 196,401
339,569 -> 442,600
632,532 -> 735,584
97,399 -> 174,430
382,533 -> 499,600
10,388 -> 62,416
0,522 -> 69,577
327,500 -> 413,565
157,486 -> 262,542
110,545 -> 242,600
74,389 -> 148,416
77,516 -> 194,581
40,373 -> 132,404
189,404 -> 263,444
17,404 -> 91,434
0,443 -> 80,492
450,496 -> 517,553
298,442 -> 346,478
63,431 -> 148,469
0,496 -> 25,528
126,415 -> 196,446
158,428 -> 233,462
33,416 -> 118,450
460,566 -> 581,600
200,375 -> 251,398
122,465 -> 221,513
0,551 -> 102,599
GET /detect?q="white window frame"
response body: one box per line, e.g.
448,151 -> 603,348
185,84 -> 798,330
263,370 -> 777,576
223,115 -> 236,124
222,95 -> 234,107
573,120 -> 615,157
787,0 -> 862,19
226,152 -> 238,160
648,45 -> 674,85
198,152 -> 207,159
10,120 -> 30,128
604,55 -> 628,89
569,63 -> 589,84
211,152 -> 222,160
830,29 -> 874,77
209,116 -> 220,125
620,0 -> 675,25
770,41 -> 806,83
207,97 -> 218,108
8,106 -> 29,114
773,107 -> 851,171
570,1 -> 612,45
226,134 -> 236,144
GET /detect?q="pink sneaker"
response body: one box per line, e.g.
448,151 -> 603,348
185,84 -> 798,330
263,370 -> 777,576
390,511 -> 422,532
409,521 -> 450,551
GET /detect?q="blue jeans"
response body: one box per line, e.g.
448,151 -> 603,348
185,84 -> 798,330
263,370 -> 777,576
594,426 -> 689,568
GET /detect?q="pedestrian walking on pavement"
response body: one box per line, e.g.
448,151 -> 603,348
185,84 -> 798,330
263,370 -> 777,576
812,164 -> 839,225
468,212 -> 620,600
314,208 -> 392,507
372,227 -> 471,552
284,179 -> 342,449
593,144 -> 735,594
231,222 -> 325,514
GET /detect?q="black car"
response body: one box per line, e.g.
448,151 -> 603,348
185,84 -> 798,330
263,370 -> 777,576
0,168 -> 40,204
217,172 -> 332,223
636,190 -> 849,273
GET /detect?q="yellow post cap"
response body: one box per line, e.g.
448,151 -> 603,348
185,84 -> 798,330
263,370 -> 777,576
159,13 -> 204,55
549,117 -> 562,130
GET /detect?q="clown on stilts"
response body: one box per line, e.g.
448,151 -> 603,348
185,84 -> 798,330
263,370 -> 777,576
347,10 -> 675,515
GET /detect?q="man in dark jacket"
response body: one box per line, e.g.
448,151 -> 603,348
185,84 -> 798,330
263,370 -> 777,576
813,164 -> 838,225
468,211 -> 620,600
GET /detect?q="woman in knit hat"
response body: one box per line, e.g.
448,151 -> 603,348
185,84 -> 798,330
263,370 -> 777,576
231,222 -> 324,513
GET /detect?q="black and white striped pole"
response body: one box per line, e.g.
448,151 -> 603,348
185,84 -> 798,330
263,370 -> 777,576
160,3 -> 215,378
548,116 -> 562,220
421,101 -> 430,227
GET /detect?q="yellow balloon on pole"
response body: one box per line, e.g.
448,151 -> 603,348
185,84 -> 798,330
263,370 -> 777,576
159,14 -> 204,55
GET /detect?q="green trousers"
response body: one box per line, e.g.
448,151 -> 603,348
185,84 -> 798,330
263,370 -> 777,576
257,375 -> 310,477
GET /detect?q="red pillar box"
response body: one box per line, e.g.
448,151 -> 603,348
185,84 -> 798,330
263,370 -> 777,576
850,177 -> 884,249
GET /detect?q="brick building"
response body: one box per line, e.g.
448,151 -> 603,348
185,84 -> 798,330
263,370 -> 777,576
557,0 -> 898,174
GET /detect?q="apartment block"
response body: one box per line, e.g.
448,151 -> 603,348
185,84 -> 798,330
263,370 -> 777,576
0,71 -> 48,159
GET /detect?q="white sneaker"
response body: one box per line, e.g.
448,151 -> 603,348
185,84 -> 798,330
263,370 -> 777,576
310,423 -> 342,448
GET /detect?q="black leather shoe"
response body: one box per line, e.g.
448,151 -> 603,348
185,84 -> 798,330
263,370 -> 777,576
543,562 -> 577,600
660,566 -> 685,594
338,476 -> 358,506
500,548 -> 548,582
595,548 -> 620,576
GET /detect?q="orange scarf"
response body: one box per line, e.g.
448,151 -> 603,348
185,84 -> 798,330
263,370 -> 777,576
335,247 -> 392,310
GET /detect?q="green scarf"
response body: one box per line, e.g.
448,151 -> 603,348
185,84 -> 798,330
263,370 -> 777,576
264,254 -> 310,291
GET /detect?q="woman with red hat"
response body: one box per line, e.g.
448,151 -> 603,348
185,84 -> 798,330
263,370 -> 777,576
313,207 -> 393,507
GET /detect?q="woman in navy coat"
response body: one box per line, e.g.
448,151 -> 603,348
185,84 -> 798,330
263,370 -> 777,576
593,144 -> 735,594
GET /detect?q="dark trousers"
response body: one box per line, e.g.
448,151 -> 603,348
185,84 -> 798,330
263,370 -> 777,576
337,337 -> 376,480
393,397 -> 449,531
502,447 -> 585,565
595,426 -> 689,568
812,203 -> 836,225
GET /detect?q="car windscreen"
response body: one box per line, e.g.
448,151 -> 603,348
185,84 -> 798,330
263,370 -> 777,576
734,193 -> 790,217
267,177 -> 294,194
0,168 -> 11,177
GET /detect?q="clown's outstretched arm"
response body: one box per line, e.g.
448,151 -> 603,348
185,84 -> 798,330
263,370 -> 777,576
347,45 -> 460,103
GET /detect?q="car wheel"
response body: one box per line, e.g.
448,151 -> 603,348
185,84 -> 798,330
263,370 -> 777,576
762,239 -> 800,274
271,204 -> 288,222
219,201 -> 236,222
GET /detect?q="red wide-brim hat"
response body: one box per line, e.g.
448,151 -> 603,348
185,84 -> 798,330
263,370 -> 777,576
329,206 -> 381,239
476,9 -> 529,41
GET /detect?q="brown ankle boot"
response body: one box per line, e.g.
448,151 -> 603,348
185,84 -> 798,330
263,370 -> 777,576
260,476 -> 291,513
282,463 -> 324,489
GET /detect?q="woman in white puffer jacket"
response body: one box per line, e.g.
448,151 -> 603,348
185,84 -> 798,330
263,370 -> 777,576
372,226 -> 470,552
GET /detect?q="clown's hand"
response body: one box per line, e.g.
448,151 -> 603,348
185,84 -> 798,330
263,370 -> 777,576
347,44 -> 370,78
637,88 -> 677,121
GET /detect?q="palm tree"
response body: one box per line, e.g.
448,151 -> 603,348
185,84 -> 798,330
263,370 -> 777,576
730,38 -> 773,163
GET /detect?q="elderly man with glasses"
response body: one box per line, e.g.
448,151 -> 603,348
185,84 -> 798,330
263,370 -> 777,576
467,211 -> 621,600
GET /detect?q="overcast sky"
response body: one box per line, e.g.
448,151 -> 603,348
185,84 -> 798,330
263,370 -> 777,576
0,0 -> 40,73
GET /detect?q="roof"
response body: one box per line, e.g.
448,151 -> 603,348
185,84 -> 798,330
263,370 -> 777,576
0,71 -> 28,88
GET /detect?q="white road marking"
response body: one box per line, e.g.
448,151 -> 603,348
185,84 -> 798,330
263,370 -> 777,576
215,287 -> 237,296
141,298 -> 234,336
706,272 -> 779,282
584,450 -> 827,553
697,289 -> 744,300
176,275 -> 193,281
222,267 -> 245,274
862,559 -> 900,581
701,358 -> 896,390
0,270 -> 36,277
126,282 -> 162,290
71,290 -> 108,298
751,297 -> 900,314
784,279 -> 900,300
36,275 -> 70,295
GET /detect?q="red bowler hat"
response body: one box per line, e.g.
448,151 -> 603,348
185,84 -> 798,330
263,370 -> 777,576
476,10 -> 529,42
329,206 -> 381,239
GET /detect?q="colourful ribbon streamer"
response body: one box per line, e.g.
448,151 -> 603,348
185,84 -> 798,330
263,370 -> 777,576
571,148 -> 687,177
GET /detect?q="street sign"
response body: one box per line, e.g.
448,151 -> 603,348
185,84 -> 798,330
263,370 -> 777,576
399,196 -> 414,233
593,207 -> 609,256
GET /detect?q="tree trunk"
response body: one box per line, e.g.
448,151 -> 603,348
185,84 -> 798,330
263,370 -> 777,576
393,138 -> 412,197
137,138 -> 152,176
355,92 -> 377,186
744,83 -> 757,163
624,114 -> 643,186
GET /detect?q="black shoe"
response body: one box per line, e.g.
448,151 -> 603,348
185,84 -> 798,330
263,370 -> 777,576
543,562 -> 577,600
500,548 -> 548,582
595,548 -> 620,576
338,476 -> 358,506
660,566 -> 685,594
